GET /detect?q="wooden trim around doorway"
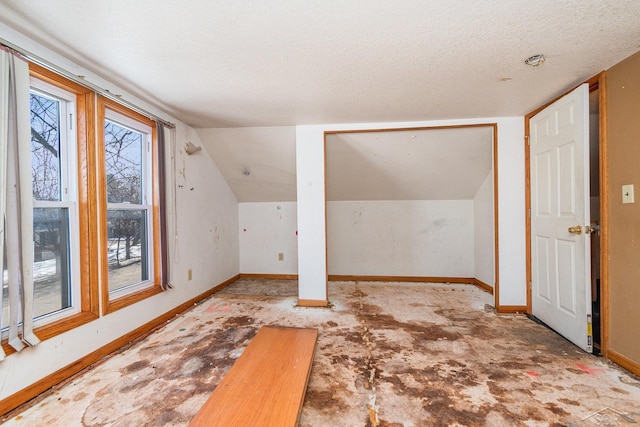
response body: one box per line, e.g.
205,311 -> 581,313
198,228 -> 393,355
597,72 -> 610,358
324,123 -> 499,309
525,112 -> 532,314
492,124 -> 501,309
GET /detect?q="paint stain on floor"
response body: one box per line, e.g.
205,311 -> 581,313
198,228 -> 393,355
3,279 -> 640,427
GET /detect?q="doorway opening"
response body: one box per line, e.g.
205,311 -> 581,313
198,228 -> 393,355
324,124 -> 499,308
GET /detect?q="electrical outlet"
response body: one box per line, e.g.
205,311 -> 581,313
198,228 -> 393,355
188,269 -> 192,281
278,252 -> 284,261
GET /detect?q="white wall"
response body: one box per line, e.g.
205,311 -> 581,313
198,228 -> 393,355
474,172 -> 495,287
296,117 -> 525,307
327,200 -> 474,277
239,202 -> 298,274
0,24 -> 239,402
495,118 -> 526,306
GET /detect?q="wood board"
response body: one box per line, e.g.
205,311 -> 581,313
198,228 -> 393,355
189,325 -> 318,427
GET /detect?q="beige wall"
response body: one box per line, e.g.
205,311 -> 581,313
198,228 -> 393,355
606,50 -> 640,369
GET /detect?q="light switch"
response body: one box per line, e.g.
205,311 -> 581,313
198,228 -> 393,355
622,184 -> 635,204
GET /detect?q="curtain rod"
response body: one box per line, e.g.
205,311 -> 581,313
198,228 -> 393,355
1,38 -> 176,129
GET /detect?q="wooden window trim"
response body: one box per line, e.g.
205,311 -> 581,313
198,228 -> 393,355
1,63 -> 99,356
97,96 -> 163,315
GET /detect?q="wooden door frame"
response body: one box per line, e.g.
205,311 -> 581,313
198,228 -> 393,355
324,123 -> 500,309
524,72 -> 609,356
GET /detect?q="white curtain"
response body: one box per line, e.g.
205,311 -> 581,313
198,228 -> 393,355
0,47 -> 8,360
0,47 -> 39,359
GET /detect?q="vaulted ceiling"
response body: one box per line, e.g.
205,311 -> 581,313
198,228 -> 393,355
326,127 -> 494,201
196,126 -> 494,202
1,1 -> 637,203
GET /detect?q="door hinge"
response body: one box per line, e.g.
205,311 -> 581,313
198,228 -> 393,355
528,208 -> 531,218
69,113 -> 73,130
525,135 -> 530,146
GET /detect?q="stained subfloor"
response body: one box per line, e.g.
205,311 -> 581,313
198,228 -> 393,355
2,279 -> 640,426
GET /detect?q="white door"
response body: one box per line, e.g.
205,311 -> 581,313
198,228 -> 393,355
530,84 -> 592,352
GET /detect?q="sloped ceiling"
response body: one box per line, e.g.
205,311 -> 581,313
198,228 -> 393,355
195,127 -> 297,202
195,125 -> 493,202
327,127 -> 493,201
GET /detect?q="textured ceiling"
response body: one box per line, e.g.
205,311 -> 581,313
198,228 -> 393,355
0,0 -> 639,128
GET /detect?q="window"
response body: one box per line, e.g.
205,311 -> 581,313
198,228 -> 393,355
2,64 -> 98,354
98,98 -> 162,314
1,61 -> 165,354
29,79 -> 79,322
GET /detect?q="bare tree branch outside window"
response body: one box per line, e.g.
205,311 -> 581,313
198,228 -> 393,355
30,93 -> 61,202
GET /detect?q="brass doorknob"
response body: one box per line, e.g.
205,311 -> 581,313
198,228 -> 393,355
568,225 -> 582,234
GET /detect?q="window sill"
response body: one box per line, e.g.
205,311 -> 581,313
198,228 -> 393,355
102,285 -> 163,316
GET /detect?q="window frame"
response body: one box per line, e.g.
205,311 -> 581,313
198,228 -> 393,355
104,109 -> 154,295
97,96 -> 162,315
1,63 -> 99,356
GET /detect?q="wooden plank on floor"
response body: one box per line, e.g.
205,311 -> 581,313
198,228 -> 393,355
189,325 -> 318,427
